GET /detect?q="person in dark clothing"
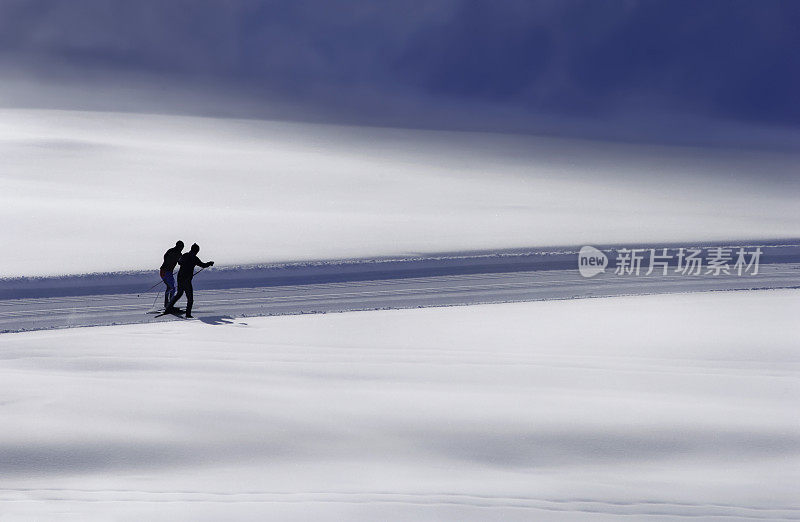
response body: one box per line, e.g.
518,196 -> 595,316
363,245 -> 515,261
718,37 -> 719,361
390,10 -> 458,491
160,240 -> 184,309
166,243 -> 214,318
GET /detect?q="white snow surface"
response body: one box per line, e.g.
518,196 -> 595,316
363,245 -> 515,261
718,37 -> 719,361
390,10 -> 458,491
1,108 -> 799,277
0,290 -> 798,520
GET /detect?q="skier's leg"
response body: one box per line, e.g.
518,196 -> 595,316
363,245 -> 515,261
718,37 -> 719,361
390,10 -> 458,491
167,273 -> 176,304
167,279 -> 185,310
162,271 -> 176,308
185,281 -> 194,317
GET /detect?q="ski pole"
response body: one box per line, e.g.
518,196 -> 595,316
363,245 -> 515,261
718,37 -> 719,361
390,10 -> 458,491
151,288 -> 162,310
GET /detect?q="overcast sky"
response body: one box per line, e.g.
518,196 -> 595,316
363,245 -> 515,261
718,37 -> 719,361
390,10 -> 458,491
0,0 -> 797,146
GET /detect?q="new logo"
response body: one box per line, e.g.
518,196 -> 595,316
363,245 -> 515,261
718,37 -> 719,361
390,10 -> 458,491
578,246 -> 608,278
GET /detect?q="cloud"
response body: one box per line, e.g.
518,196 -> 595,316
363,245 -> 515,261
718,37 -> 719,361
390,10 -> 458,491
0,0 -> 797,144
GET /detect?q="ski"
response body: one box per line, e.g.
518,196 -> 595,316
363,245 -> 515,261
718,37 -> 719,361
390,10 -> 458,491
153,307 -> 186,318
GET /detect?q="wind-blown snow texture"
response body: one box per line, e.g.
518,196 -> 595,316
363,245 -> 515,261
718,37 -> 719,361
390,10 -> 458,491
1,109 -> 798,278
0,291 -> 798,520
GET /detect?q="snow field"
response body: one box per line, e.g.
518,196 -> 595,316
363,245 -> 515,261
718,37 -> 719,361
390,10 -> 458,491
0,289 -> 797,520
1,108 -> 798,277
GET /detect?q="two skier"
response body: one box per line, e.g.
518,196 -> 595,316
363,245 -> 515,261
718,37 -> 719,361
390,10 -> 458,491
160,241 -> 214,318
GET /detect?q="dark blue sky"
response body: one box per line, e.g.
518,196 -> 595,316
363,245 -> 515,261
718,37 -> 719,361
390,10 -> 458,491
0,0 -> 797,142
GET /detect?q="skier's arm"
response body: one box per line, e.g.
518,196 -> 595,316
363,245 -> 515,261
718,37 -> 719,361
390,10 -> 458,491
197,258 -> 214,268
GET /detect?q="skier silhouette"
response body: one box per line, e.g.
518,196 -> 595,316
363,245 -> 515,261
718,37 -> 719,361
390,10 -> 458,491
159,240 -> 183,309
166,243 -> 214,318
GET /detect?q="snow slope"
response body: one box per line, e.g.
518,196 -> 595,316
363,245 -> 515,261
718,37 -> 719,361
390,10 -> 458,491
1,108 -> 798,277
1,290 -> 797,520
